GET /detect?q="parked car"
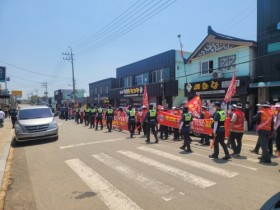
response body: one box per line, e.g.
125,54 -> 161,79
14,106 -> 58,142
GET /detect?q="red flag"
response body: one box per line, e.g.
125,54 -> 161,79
143,84 -> 148,107
224,72 -> 236,103
185,95 -> 201,118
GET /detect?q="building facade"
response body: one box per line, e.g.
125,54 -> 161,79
89,78 -> 118,107
184,26 -> 257,128
250,0 -> 280,103
54,89 -> 85,107
108,50 -> 190,108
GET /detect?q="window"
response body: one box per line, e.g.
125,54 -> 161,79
150,68 -> 170,83
94,88 -> 97,94
105,86 -> 109,93
123,76 -> 132,87
200,60 -> 213,74
135,74 -> 143,86
218,55 -> 236,70
99,86 -> 103,94
267,42 -> 280,53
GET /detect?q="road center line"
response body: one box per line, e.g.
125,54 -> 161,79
65,159 -> 143,210
59,138 -> 124,149
118,150 -> 216,188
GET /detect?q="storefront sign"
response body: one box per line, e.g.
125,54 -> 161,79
119,86 -> 144,97
0,67 -> 6,82
221,80 -> 240,88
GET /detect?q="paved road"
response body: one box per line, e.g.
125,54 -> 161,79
4,118 -> 280,210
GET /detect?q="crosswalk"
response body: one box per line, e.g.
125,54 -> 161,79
64,142 -> 271,210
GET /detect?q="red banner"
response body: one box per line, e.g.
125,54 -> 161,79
157,111 -> 181,128
224,72 -> 236,103
186,95 -> 201,118
143,84 -> 148,107
192,119 -> 213,135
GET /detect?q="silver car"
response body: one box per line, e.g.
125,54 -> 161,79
14,106 -> 58,142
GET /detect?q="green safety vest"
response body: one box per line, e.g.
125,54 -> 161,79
98,108 -> 102,114
217,110 -> 226,127
184,113 -> 192,122
129,110 -> 135,117
149,110 -> 156,118
90,109 -> 96,113
107,109 -> 113,114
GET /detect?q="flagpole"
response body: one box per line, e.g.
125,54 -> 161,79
177,34 -> 187,83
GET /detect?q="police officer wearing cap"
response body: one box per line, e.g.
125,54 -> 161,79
106,105 -> 114,132
143,104 -> 159,143
127,105 -> 136,138
179,107 -> 193,152
89,106 -> 96,129
95,105 -> 103,130
209,102 -> 231,160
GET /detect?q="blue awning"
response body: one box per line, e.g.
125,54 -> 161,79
249,81 -> 280,88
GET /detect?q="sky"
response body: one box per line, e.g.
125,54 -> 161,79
0,0 -> 257,99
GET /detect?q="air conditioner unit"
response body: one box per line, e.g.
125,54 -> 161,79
212,71 -> 223,79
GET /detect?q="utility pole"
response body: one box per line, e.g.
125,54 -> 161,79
41,82 -> 48,105
34,89 -> 39,105
63,47 -> 76,105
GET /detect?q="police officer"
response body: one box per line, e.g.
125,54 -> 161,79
127,106 -> 136,138
75,106 -> 80,124
253,102 -> 273,163
89,106 -> 96,129
229,103 -> 245,157
84,105 -> 90,126
10,108 -> 17,128
179,107 -> 193,152
209,102 -> 231,160
106,105 -> 114,132
143,104 -> 159,143
95,105 -> 103,130
141,106 -> 148,137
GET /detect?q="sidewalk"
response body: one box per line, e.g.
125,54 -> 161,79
0,119 -> 14,190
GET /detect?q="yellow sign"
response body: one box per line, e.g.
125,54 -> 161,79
11,90 -> 22,96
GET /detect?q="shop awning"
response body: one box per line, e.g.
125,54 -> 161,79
249,81 -> 280,88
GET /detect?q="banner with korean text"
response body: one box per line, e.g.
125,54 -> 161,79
185,95 -> 201,118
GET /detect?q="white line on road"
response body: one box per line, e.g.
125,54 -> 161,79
192,153 -> 258,171
137,147 -> 238,178
65,159 -> 143,210
60,138 -> 124,149
92,153 -> 176,201
118,150 -> 216,188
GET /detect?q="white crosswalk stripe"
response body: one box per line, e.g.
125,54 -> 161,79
60,138 -> 124,149
137,146 -> 238,178
92,153 -> 177,201
118,150 -> 216,188
65,159 -> 143,210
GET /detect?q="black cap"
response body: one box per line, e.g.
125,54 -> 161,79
214,102 -> 221,107
183,107 -> 188,113
149,104 -> 153,109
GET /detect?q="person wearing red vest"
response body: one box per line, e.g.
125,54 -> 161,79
229,103 -> 245,157
199,106 -> 211,145
253,102 -> 274,164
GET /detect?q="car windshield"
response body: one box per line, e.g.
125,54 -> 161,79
18,108 -> 52,120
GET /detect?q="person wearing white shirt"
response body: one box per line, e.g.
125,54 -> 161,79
0,108 -> 5,126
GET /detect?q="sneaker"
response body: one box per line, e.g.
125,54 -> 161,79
209,154 -> 218,159
259,159 -> 271,164
155,140 -> 159,143
222,155 -> 231,160
185,149 -> 193,153
180,146 -> 185,150
145,140 -> 150,144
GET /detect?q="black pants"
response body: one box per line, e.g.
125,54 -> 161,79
160,125 -> 168,139
128,120 -> 136,138
173,128 -> 180,139
106,117 -> 113,132
95,117 -> 103,130
276,126 -> 280,150
11,117 -> 17,128
182,130 -> 191,150
200,134 -> 210,144
142,122 -> 148,136
90,115 -> 95,128
229,132 -> 244,154
253,134 -> 273,155
85,115 -> 89,126
213,130 -> 230,157
147,123 -> 158,142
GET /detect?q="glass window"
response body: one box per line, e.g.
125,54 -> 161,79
267,42 -> 280,53
19,108 -> 52,120
123,76 -> 132,87
95,88 -> 97,94
135,74 -> 143,86
105,86 -> 109,93
99,86 -> 103,94
150,68 -> 170,83
218,55 -> 236,70
163,67 -> 170,80
143,73 -> 149,84
201,61 -> 209,74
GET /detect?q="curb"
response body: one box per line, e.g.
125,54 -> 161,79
0,129 -> 13,189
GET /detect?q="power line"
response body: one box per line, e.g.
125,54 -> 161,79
77,0 -> 177,56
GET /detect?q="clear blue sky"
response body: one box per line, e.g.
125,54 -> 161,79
0,0 -> 257,99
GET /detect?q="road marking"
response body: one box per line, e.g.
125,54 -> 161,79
58,123 -> 63,126
192,153 -> 258,171
65,159 -> 143,210
92,153 -> 176,201
242,143 -> 254,148
118,150 -> 216,188
60,138 -> 124,149
137,147 -> 238,178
